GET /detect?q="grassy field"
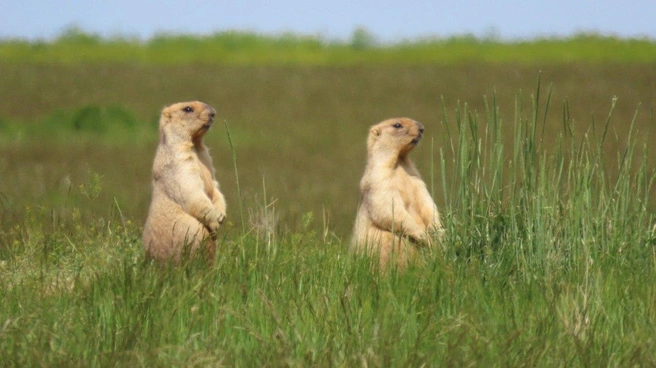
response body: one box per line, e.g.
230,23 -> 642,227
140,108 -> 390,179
1,34 -> 656,366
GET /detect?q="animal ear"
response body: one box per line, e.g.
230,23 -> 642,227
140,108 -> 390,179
370,127 -> 381,137
162,108 -> 171,119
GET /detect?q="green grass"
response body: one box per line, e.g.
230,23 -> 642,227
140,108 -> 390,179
1,29 -> 656,65
1,77 -> 655,365
1,62 -> 654,232
1,35 -> 655,364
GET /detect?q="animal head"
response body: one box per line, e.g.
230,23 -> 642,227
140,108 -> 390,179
159,101 -> 216,142
367,118 -> 424,158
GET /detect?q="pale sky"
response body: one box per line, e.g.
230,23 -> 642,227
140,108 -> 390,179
1,0 -> 655,42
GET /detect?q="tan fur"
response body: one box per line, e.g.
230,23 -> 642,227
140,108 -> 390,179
351,118 -> 444,269
142,101 -> 226,263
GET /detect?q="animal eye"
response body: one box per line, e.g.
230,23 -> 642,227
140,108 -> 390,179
182,106 -> 194,113
393,122 -> 402,128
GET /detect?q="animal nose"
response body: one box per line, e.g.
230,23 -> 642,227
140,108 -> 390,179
417,122 -> 425,134
204,104 -> 217,119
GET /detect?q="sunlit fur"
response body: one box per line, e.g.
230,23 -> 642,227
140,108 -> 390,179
142,101 -> 226,263
351,117 -> 444,269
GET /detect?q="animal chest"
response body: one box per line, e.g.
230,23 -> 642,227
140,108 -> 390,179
196,160 -> 215,198
395,171 -> 427,225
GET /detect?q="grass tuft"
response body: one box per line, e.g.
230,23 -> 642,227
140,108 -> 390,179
1,79 -> 655,365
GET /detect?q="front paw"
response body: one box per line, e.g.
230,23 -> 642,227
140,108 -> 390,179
202,209 -> 222,232
206,217 -> 221,233
407,231 -> 428,247
217,211 -> 226,224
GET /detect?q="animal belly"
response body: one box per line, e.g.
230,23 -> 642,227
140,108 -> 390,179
144,200 -> 209,247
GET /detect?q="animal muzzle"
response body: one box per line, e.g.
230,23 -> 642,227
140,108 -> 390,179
412,121 -> 425,144
202,117 -> 214,129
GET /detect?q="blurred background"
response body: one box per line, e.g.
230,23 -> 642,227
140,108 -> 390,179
1,0 -> 654,237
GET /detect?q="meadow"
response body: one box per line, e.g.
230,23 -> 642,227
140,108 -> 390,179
1,32 -> 656,366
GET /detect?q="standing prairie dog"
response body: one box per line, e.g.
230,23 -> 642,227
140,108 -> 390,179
351,117 -> 444,268
142,101 -> 227,263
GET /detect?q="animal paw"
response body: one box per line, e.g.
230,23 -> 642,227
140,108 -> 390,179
202,209 -> 221,232
407,231 -> 427,246
206,218 -> 221,233
217,212 -> 226,224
